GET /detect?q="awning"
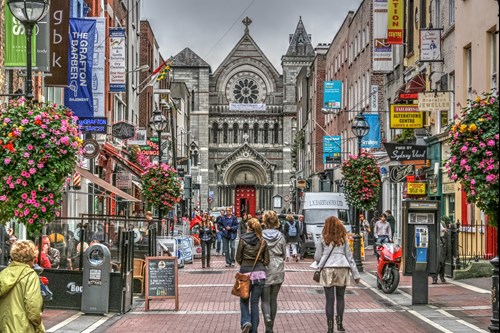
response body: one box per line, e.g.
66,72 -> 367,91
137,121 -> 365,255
75,166 -> 141,202
102,142 -> 144,178
132,180 -> 142,190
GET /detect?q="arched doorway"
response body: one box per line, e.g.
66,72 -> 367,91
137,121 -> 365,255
235,185 -> 256,217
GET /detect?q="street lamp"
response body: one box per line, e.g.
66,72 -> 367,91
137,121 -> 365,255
149,107 -> 168,162
8,0 -> 50,100
351,113 -> 370,272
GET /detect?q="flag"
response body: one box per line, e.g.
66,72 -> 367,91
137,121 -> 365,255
138,57 -> 174,94
157,57 -> 174,82
190,214 -> 202,230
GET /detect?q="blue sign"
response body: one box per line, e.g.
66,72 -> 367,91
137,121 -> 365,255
362,114 -> 381,149
78,117 -> 107,133
323,81 -> 342,109
323,135 -> 342,164
64,18 -> 96,118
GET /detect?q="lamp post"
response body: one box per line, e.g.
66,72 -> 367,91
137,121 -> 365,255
351,113 -> 370,272
8,0 -> 50,100
149,107 -> 167,234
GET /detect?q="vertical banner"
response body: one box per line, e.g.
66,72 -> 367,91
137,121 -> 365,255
109,28 -> 126,92
64,18 -> 96,118
420,29 -> 442,62
362,114 -> 381,149
89,17 -> 106,117
323,81 -> 343,109
372,0 -> 393,72
370,85 -> 379,112
35,13 -> 50,72
4,2 -> 36,67
387,0 -> 403,44
45,0 -> 70,86
323,135 -> 342,164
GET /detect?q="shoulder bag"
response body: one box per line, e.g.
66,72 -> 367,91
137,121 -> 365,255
313,244 -> 335,283
231,240 -> 264,299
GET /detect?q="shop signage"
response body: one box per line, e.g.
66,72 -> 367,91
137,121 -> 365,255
82,139 -> 100,159
389,165 -> 414,183
78,117 -> 107,134
418,92 -> 451,112
112,121 -> 135,140
390,104 -> 423,128
407,182 -> 426,195
384,143 -> 427,161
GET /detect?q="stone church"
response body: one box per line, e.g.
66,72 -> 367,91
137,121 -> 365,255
171,17 -> 315,217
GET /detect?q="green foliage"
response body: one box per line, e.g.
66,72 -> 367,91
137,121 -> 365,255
0,99 -> 82,236
341,152 -> 381,211
445,92 -> 499,226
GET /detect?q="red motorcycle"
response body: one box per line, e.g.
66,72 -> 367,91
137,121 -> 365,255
376,240 -> 402,294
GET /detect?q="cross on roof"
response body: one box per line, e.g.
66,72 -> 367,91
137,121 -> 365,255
242,16 -> 252,33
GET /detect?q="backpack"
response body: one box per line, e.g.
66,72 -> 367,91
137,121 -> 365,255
287,221 -> 297,237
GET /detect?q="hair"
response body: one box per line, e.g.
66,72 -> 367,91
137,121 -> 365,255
322,216 -> 347,247
10,240 -> 38,264
247,218 -> 263,240
381,213 -> 387,219
76,242 -> 89,253
262,210 -> 279,229
286,214 -> 294,222
385,210 -> 392,215
145,211 -> 153,217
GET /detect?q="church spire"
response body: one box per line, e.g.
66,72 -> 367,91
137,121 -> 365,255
285,17 -> 315,57
242,16 -> 252,34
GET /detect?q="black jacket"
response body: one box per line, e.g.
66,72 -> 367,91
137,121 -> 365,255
236,232 -> 270,274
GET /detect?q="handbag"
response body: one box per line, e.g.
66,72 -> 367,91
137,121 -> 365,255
231,240 -> 264,299
313,245 -> 335,283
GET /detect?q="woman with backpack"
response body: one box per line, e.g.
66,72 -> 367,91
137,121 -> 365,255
283,214 -> 300,262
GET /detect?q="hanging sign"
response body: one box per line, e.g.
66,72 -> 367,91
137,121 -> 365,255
420,29 -> 442,62
112,121 -> 136,140
109,28 -> 126,92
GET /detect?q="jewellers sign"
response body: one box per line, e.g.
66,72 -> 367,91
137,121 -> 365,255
384,143 -> 427,161
389,165 -> 415,183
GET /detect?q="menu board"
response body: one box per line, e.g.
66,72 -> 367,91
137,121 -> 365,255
145,256 -> 179,311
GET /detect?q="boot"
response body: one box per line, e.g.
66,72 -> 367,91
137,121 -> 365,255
336,315 -> 345,332
265,321 -> 273,333
327,319 -> 334,333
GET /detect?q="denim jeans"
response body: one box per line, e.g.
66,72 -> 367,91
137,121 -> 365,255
222,237 -> 235,265
240,279 -> 265,333
200,240 -> 212,267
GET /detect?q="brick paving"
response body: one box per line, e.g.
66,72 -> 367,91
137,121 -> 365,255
42,252 -> 493,332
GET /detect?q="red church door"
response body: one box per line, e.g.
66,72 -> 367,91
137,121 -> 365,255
235,186 -> 256,217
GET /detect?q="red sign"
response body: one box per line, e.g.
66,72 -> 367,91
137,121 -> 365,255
399,93 -> 419,100
406,175 -> 415,182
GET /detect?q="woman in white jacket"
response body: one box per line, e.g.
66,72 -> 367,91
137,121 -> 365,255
314,216 -> 360,333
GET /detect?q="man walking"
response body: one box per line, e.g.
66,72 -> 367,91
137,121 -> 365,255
385,210 -> 396,238
218,207 -> 238,267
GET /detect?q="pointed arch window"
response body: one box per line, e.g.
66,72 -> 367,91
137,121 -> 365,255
273,122 -> 280,144
223,123 -> 228,143
253,123 -> 259,143
233,123 -> 239,143
243,123 -> 249,134
212,123 -> 219,144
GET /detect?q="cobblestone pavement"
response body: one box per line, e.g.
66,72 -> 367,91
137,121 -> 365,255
43,252 -> 493,333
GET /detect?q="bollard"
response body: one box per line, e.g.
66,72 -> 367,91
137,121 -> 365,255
489,256 -> 499,333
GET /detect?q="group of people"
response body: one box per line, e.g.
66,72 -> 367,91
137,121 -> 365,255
234,210 -> 359,333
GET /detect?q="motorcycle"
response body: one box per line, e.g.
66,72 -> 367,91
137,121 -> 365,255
375,239 -> 402,294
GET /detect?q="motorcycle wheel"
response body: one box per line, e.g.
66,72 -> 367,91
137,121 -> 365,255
381,268 -> 400,294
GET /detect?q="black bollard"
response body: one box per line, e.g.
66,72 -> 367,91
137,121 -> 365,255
489,256 -> 499,333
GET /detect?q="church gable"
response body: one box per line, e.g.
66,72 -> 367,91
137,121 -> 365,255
219,142 -> 274,173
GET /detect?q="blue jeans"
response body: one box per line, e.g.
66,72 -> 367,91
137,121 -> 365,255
222,237 -> 235,265
240,279 -> 265,332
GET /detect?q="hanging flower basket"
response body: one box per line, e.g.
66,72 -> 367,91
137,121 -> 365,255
0,99 -> 82,236
141,163 -> 183,215
445,92 -> 499,226
341,152 -> 381,211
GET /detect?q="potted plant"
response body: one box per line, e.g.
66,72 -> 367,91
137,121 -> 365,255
141,163 -> 183,215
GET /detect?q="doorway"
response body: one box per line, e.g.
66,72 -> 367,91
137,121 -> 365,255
235,185 -> 256,217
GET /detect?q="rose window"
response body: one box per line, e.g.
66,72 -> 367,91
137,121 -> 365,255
233,78 -> 260,103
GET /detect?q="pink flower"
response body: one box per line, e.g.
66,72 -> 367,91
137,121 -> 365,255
27,144 -> 34,150
4,158 -> 11,164
41,206 -> 46,212
487,140 -> 495,146
3,117 -> 11,123
21,193 -> 28,199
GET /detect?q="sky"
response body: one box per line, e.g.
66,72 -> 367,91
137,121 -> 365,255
141,0 -> 363,72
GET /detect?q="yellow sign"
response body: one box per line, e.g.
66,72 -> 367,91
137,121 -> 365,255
387,0 -> 403,44
390,104 -> 423,128
407,182 -> 426,195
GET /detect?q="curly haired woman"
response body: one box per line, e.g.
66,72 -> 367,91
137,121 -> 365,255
314,216 -> 360,332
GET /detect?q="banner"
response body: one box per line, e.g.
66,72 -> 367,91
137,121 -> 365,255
64,18 -> 96,118
323,135 -> 341,164
387,0 -> 403,44
420,29 -> 442,62
45,0 -> 70,86
323,81 -> 342,109
89,17 -> 106,117
109,28 -> 126,92
229,103 -> 266,111
4,2 -> 36,67
362,114 -> 381,149
389,104 -> 423,128
35,13 -> 50,72
372,0 -> 393,72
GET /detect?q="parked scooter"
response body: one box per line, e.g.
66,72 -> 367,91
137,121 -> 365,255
375,239 -> 402,294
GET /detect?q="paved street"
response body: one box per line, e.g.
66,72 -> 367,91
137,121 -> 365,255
42,253 -> 492,333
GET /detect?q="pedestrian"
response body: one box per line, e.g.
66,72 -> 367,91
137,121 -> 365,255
218,206 -> 239,267
1,225 -> 10,266
236,218 -> 270,333
215,209 -> 225,256
198,213 -> 215,268
385,210 -> 396,238
239,211 -> 250,236
0,240 -> 46,333
283,214 -> 301,262
373,213 -> 392,258
297,214 -> 307,260
359,213 -> 370,250
41,236 -> 61,269
432,219 -> 448,284
314,216 -> 360,332
261,210 -> 287,333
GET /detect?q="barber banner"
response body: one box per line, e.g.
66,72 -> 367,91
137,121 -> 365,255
64,18 -> 96,118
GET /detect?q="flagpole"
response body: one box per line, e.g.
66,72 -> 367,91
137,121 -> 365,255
137,58 -> 170,94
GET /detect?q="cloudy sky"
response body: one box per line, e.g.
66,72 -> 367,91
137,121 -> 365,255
141,0 -> 362,72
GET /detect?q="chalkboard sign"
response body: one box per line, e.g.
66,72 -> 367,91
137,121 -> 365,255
145,256 -> 179,311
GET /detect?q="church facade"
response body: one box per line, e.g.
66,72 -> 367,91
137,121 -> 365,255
171,17 -> 315,217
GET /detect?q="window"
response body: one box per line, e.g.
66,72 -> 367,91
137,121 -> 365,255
407,0 -> 415,55
243,123 -> 249,134
253,123 -> 259,143
273,122 -> 280,144
434,0 -> 441,28
465,46 -> 472,99
489,31 -> 498,91
420,0 -> 427,29
449,0 -> 455,24
223,123 -> 228,143
233,123 -> 239,143
264,123 -> 269,144
212,123 -> 218,144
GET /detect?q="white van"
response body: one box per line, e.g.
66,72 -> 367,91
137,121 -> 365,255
301,192 -> 351,254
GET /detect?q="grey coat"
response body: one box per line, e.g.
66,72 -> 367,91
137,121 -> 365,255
262,229 -> 287,285
314,237 -> 360,281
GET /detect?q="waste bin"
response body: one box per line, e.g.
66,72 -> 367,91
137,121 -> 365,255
81,243 -> 111,314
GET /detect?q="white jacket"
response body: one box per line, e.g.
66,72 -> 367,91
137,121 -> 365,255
314,237 -> 360,280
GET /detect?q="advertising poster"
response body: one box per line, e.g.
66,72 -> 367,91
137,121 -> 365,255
4,2 -> 36,67
323,135 -> 341,164
362,114 -> 381,149
109,28 -> 126,92
387,0 -> 403,44
323,81 -> 342,109
372,0 -> 393,72
64,18 -> 96,118
89,17 -> 106,117
420,29 -> 442,62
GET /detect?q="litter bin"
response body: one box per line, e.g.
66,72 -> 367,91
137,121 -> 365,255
81,243 -> 111,314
